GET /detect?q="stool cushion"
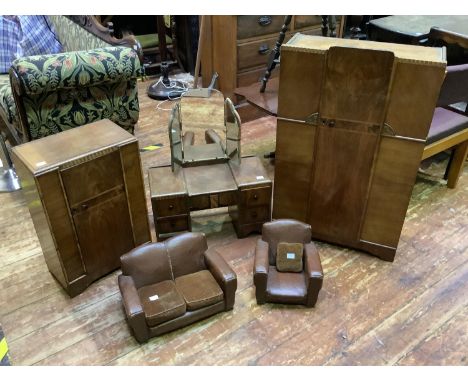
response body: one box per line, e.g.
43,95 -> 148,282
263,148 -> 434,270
175,270 -> 224,311
427,107 -> 468,144
138,280 -> 186,326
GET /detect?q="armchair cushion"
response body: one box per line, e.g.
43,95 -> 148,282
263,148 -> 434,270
138,280 -> 186,326
175,270 -> 224,311
266,266 -> 307,304
276,242 -> 303,273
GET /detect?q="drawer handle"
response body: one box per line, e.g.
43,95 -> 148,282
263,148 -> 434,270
168,204 -> 174,210
258,16 -> 272,26
82,204 -> 88,210
253,194 -> 258,200
258,44 -> 270,55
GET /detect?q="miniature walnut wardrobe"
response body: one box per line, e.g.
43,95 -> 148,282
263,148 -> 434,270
11,120 -> 151,296
273,34 -> 447,261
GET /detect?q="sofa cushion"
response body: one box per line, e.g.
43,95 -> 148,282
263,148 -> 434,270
138,280 -> 186,327
175,270 -> 224,311
266,266 -> 307,304
166,232 -> 208,279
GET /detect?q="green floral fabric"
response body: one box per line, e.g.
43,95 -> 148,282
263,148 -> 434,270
13,47 -> 141,95
11,47 -> 141,140
47,16 -> 110,52
0,75 -> 16,124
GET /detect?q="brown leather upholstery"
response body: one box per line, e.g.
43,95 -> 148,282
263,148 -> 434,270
118,232 -> 237,342
175,270 -> 224,311
138,280 -> 186,326
262,219 -> 312,265
253,219 -> 323,307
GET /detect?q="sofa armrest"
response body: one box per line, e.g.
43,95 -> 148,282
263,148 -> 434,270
204,251 -> 237,310
11,47 -> 141,96
253,239 -> 270,304
304,242 -> 323,307
118,274 -> 149,343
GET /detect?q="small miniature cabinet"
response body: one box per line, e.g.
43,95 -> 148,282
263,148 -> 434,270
12,119 -> 151,296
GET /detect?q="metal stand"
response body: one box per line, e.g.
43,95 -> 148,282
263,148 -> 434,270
147,62 -> 187,100
0,134 -> 21,192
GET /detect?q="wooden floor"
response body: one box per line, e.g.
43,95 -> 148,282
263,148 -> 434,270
0,79 -> 467,366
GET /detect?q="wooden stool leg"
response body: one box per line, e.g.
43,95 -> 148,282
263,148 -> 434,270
447,140 -> 468,188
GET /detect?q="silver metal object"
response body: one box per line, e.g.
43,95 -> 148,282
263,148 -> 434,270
0,134 -> 21,192
183,72 -> 218,98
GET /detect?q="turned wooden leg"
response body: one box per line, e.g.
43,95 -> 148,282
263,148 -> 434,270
260,15 -> 292,93
321,16 -> 329,36
447,140 -> 468,188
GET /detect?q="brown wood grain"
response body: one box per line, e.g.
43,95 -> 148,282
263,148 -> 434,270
1,79 -> 466,366
308,127 -> 379,245
273,119 -> 316,222
396,305 -> 468,366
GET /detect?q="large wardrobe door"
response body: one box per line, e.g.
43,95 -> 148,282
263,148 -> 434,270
307,47 -> 395,246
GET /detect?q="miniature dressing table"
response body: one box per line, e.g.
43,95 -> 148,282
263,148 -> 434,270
149,96 -> 272,240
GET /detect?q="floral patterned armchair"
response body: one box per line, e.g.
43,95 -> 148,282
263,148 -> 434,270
0,16 -> 142,145
10,46 -> 141,141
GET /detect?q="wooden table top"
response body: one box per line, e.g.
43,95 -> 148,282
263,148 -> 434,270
11,119 -> 135,175
184,163 -> 238,196
149,156 -> 271,199
235,77 -> 279,117
368,15 -> 468,38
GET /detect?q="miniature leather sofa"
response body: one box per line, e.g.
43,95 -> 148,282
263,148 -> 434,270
118,232 -> 237,343
253,219 -> 323,307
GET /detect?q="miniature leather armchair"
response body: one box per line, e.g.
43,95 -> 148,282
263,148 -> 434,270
254,219 -> 323,307
118,232 -> 237,343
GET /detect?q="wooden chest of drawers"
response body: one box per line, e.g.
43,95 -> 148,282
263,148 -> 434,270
11,120 -> 151,296
200,16 -> 340,121
272,34 -> 446,261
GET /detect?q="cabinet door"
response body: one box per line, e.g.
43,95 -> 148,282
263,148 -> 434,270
308,47 -> 395,246
72,192 -> 134,281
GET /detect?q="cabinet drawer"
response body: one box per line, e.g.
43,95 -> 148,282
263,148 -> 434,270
156,215 -> 189,234
294,16 -> 323,29
240,205 -> 271,223
153,196 -> 188,217
237,15 -> 285,40
190,195 -> 210,210
237,36 -> 278,71
237,66 -> 279,88
240,186 -> 272,207
219,191 -> 236,207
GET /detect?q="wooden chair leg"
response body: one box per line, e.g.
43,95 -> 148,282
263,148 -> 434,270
447,140 -> 468,188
